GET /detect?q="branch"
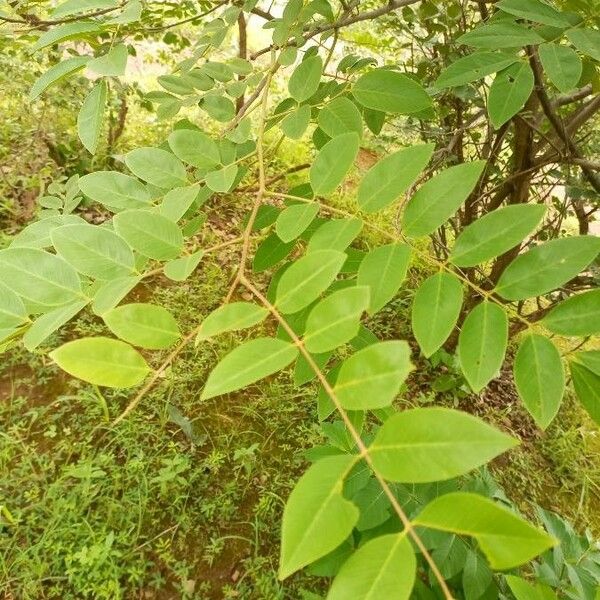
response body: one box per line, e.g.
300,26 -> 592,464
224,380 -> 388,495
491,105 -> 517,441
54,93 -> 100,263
0,3 -> 125,27
250,0 -> 423,60
241,276 -> 455,600
529,50 -> 600,194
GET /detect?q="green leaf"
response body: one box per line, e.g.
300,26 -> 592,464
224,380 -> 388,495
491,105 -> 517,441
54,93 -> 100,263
167,130 -> 220,169
574,351 -> 600,377
495,236 -> 600,301
23,300 -> 88,351
279,455 -> 358,579
196,302 -> 268,342
275,250 -> 346,314
276,204 -> 320,243
450,204 -> 545,267
103,303 -> 180,349
205,164 -> 238,193
78,80 -> 107,154
570,360 -> 600,425
514,334 -> 564,429
497,0 -> 571,27
0,248 -> 82,308
412,272 -> 463,358
458,301 -> 508,392
78,171 -> 151,211
566,29 -> 600,62
369,408 -> 516,482
10,215 -> 85,249
353,69 -> 432,114
29,56 -> 89,101
539,43 -> 582,93
402,161 -> 486,237
159,185 -> 200,222
357,144 -> 434,213
307,218 -> 362,253
327,534 -> 416,600
201,337 -> 299,400
288,55 -> 323,102
488,62 -> 534,128
458,22 -> 544,48
334,341 -> 412,410
50,337 -> 150,388
318,96 -> 363,139
357,243 -> 410,314
164,251 -> 204,282
543,289 -> 600,336
52,0 -> 118,18
51,224 -> 135,280
281,104 -> 312,139
202,94 -> 235,122
124,147 -> 187,189
0,282 -> 28,329
310,133 -> 359,196
435,52 -> 519,88
252,233 -> 295,273
88,43 -> 128,76
414,492 -> 556,569
32,21 -> 102,52
304,286 -> 370,353
109,0 -> 141,24
114,209 -> 184,260
505,575 -> 558,600
92,276 -> 141,315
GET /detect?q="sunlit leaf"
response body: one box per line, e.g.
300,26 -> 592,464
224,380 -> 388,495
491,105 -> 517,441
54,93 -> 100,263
327,534 -> 416,600
543,289 -> 600,336
279,455 -> 358,579
334,341 -> 412,409
415,492 -> 556,569
113,209 -> 184,260
50,337 -> 150,388
353,69 -> 432,114
51,223 -> 135,280
370,408 -> 517,482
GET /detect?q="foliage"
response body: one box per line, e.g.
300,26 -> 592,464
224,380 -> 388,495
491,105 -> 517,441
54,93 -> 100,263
1,0 -> 600,597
